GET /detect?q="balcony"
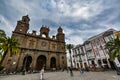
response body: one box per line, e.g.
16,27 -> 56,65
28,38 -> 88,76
75,54 -> 79,57
79,59 -> 82,62
86,46 -> 92,51
73,60 -> 76,63
79,52 -> 84,55
86,49 -> 92,52
88,56 -> 95,60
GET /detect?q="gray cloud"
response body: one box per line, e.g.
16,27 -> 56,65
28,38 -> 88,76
0,0 -> 120,45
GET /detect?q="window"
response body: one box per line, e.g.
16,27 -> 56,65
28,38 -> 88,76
96,39 -> 99,45
117,56 -> 120,63
42,41 -> 47,47
62,61 -> 64,64
95,50 -> 99,56
62,56 -> 64,59
105,49 -> 109,54
42,34 -> 46,38
29,39 -> 35,48
108,35 -> 114,41
51,44 -> 56,50
19,29 -> 22,31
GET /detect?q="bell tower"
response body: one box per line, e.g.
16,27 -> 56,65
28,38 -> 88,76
56,27 -> 65,42
40,25 -> 50,38
14,15 -> 30,34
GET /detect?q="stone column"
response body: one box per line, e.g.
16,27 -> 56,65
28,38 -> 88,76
17,53 -> 25,70
94,59 -> 99,68
32,53 -> 37,70
101,58 -> 104,66
46,53 -> 50,69
57,54 -> 60,69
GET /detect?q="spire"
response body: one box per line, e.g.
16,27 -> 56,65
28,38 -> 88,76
22,15 -> 30,23
58,26 -> 63,33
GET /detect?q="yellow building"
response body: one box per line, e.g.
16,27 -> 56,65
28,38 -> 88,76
114,31 -> 120,38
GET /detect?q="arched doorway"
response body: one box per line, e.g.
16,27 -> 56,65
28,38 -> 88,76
36,55 -> 46,70
23,55 -> 32,71
50,57 -> 56,68
77,63 -> 79,69
80,62 -> 83,68
102,59 -> 109,69
84,62 -> 88,68
98,60 -> 102,67
108,59 -> 116,70
91,60 -> 96,68
117,56 -> 120,62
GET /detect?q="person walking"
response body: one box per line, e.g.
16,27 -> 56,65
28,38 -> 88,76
40,67 -> 44,80
69,67 -> 73,76
66,67 -> 69,73
80,68 -> 85,74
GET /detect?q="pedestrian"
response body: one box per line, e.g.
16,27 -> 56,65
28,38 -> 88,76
80,68 -> 84,74
40,67 -> 44,80
22,69 -> 26,75
66,67 -> 69,73
69,67 -> 73,76
86,67 -> 89,72
62,67 -> 64,72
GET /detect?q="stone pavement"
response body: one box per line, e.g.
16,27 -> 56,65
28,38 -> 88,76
0,70 -> 120,80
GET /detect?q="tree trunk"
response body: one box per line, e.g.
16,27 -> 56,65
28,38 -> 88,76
0,49 -> 8,66
69,50 -> 73,68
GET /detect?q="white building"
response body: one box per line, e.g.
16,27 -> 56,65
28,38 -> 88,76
72,29 -> 120,70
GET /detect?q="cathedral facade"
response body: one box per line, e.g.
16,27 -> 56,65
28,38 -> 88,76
2,15 -> 67,71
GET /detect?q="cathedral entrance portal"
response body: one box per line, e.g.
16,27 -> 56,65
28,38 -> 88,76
36,55 -> 46,70
23,55 -> 32,71
50,57 -> 56,68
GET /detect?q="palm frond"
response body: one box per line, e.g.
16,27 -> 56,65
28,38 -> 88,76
105,35 -> 120,60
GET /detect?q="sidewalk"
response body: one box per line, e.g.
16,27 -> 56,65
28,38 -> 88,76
0,70 -> 120,80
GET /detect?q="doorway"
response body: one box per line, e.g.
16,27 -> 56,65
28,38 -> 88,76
109,59 -> 116,70
36,55 -> 46,70
23,55 -> 32,71
50,57 -> 56,68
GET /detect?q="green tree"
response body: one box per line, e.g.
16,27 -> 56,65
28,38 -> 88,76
105,36 -> 120,60
0,29 -> 6,38
0,29 -> 6,62
66,44 -> 74,67
0,51 -> 2,61
0,29 -> 20,66
0,29 -> 6,44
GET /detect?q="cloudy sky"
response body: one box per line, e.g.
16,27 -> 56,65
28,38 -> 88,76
0,0 -> 120,45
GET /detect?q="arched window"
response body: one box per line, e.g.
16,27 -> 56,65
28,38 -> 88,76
50,57 -> 56,68
42,34 -> 46,38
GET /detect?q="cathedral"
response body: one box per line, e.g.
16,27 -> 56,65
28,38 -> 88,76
2,15 -> 67,72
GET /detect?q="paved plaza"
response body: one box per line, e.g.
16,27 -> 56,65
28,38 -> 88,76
0,70 -> 120,80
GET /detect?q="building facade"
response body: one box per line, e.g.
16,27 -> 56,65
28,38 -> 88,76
72,44 -> 88,69
2,15 -> 67,72
72,29 -> 120,70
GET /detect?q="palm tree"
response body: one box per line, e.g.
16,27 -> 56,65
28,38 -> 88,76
0,29 -> 6,38
66,44 -> 74,67
0,29 -> 6,45
0,51 -> 2,61
105,36 -> 120,60
0,33 -> 20,66
0,29 -> 6,62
